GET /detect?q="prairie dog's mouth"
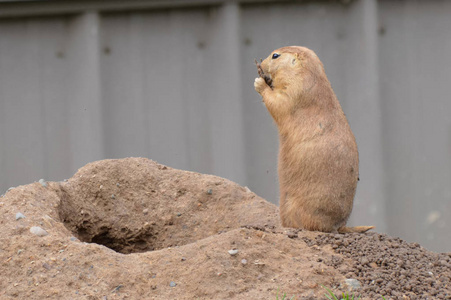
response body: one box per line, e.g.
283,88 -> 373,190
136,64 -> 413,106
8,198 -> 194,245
255,59 -> 273,88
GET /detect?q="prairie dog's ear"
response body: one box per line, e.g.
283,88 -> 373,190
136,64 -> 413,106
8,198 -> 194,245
292,53 -> 302,66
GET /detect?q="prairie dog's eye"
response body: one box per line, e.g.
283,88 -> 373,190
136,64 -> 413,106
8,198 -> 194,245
272,53 -> 281,59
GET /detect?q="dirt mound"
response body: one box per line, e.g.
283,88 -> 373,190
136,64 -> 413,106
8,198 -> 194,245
57,158 -> 278,254
0,158 -> 449,299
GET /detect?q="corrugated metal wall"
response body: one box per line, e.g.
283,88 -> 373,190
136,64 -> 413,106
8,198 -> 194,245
0,0 -> 449,252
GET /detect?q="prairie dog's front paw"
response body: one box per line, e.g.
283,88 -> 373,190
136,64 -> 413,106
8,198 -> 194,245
254,77 -> 268,95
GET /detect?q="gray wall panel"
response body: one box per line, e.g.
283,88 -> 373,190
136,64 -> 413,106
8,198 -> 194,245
0,17 -> 72,185
379,0 -> 451,251
100,6 -> 246,182
66,12 -> 105,172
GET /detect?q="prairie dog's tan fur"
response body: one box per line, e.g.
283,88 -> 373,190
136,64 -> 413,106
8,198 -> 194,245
254,46 -> 373,233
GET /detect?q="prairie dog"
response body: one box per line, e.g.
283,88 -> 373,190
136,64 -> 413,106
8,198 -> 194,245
254,46 -> 373,233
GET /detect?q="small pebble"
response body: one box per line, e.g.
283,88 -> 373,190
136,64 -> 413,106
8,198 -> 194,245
169,281 -> 176,287
344,278 -> 361,291
228,249 -> 239,256
111,194 -> 115,199
143,209 -> 149,215
38,179 -> 47,187
15,212 -> 26,220
111,285 -> 123,293
287,232 -> 297,239
17,249 -> 24,255
241,259 -> 248,265
206,189 -> 213,195
30,226 -> 48,237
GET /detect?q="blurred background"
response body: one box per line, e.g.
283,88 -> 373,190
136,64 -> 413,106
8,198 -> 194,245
0,0 -> 449,252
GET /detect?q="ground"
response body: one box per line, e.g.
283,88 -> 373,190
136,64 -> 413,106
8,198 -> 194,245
0,158 -> 449,299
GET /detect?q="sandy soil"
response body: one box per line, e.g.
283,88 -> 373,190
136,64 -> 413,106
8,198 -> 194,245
0,158 -> 449,299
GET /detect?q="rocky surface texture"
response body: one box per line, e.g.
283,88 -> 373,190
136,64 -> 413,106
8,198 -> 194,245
0,158 -> 449,299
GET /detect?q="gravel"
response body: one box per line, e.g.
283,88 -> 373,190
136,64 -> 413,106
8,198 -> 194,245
303,232 -> 451,299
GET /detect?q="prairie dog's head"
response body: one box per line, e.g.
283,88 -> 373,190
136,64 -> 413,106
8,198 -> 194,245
258,46 -> 327,99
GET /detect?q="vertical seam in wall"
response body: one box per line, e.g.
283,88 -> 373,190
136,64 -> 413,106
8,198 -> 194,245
364,0 -> 387,231
92,11 -> 106,160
